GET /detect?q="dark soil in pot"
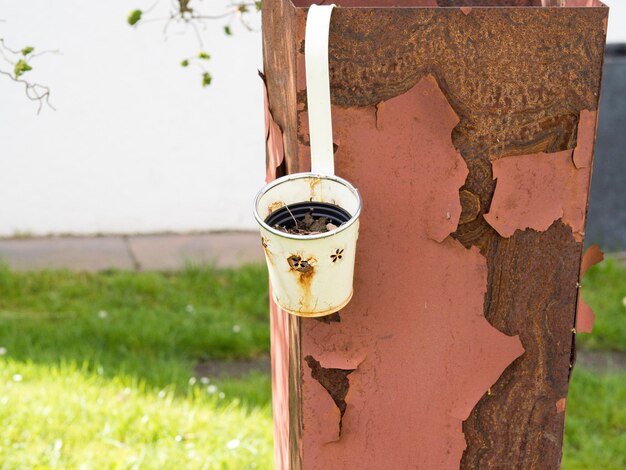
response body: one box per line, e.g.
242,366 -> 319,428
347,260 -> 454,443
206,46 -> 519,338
265,201 -> 352,235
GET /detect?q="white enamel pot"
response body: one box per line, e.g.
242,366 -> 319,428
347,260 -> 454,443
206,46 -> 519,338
254,172 -> 361,317
255,4 -> 360,317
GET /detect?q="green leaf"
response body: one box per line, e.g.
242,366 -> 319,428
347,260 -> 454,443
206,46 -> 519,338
223,25 -> 232,36
14,59 -> 32,78
202,72 -> 213,87
197,51 -> 211,60
180,59 -> 189,67
255,1 -> 262,11
21,46 -> 34,56
127,9 -> 143,26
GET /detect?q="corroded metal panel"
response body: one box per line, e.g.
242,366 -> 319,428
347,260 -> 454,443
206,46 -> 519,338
262,1 -> 608,468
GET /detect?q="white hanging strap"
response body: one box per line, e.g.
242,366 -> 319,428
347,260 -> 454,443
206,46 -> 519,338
305,4 -> 336,175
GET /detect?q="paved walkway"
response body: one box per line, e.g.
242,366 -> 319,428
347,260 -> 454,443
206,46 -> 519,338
1,233 -> 624,273
0,232 -> 264,272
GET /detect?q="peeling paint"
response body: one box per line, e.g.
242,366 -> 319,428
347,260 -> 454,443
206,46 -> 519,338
576,244 -> 604,334
576,299 -> 596,334
273,4 -> 607,468
580,243 -> 604,277
298,76 -> 524,468
484,149 -> 590,239
556,398 -> 567,414
305,356 -> 355,441
262,75 -> 285,183
460,7 -> 472,15
572,110 -> 597,169
303,358 -> 342,444
484,108 -> 598,240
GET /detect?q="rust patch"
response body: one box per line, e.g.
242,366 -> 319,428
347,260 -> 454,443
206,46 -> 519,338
288,254 -> 316,312
268,201 -> 285,214
308,177 -> 321,200
556,398 -> 567,414
484,149 -> 590,239
288,255 -> 315,274
261,237 -> 275,267
459,189 -> 481,225
305,356 -> 355,440
460,6 -> 472,15
313,311 -> 341,323
460,221 -> 582,469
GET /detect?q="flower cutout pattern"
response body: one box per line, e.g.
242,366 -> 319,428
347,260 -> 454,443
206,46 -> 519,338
331,249 -> 344,263
288,255 -> 313,273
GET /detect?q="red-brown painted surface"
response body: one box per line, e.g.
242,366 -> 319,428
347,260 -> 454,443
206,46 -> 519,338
263,79 -> 285,183
483,107 -> 599,241
264,86 -> 290,467
261,2 -> 607,468
270,299 -> 291,468
484,148 -> 590,240
296,75 -> 524,469
573,110 -> 598,169
576,244 -> 605,334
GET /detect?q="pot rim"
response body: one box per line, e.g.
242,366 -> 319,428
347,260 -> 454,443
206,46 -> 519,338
253,172 -> 362,241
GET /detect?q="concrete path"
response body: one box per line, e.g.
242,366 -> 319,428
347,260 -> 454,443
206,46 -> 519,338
0,232 -> 264,272
1,233 -> 623,273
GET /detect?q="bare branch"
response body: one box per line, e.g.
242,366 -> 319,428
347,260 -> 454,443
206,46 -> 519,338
0,37 -> 56,112
0,69 -> 54,114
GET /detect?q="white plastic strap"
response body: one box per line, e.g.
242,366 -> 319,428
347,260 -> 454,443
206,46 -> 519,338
305,4 -> 336,175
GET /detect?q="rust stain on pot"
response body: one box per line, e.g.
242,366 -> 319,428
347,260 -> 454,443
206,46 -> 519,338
288,254 -> 316,311
268,201 -> 285,214
288,254 -> 315,274
309,177 -> 321,201
261,237 -> 275,267
576,244 -> 604,334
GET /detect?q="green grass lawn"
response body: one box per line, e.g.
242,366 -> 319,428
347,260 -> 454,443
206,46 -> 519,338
0,260 -> 624,468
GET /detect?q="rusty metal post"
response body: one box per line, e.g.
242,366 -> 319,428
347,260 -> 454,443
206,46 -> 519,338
261,1 -> 608,468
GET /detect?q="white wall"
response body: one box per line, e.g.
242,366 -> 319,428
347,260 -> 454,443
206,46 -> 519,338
0,1 -> 624,237
0,0 -> 265,236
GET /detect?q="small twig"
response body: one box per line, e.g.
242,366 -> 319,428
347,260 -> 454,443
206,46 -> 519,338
284,204 -> 299,227
0,38 -> 20,55
0,69 -> 54,114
